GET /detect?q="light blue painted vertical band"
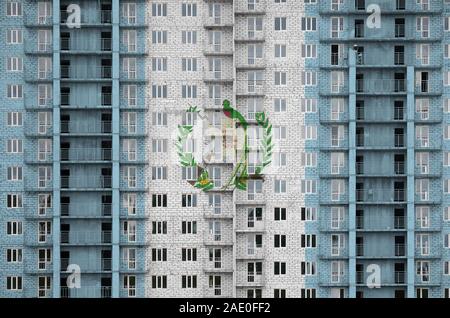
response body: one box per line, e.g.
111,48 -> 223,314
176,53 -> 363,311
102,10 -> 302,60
406,66 -> 415,298
111,0 -> 121,298
52,0 -> 61,298
348,48 -> 357,298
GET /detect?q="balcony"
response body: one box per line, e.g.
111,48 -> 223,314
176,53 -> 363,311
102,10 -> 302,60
356,52 -> 408,67
203,204 -> 233,219
24,42 -> 52,54
203,232 -> 233,246
415,80 -> 442,95
236,248 -> 265,260
319,219 -> 348,232
356,244 -> 364,256
236,274 -> 265,287
356,271 -> 406,286
60,38 -> 112,53
356,271 -> 364,284
356,217 -> 406,232
394,216 -> 406,229
203,286 -> 225,298
395,271 -> 406,284
356,216 -> 364,229
203,14 -> 233,28
23,93 -> 52,109
120,69 -> 147,83
235,1 -> 266,14
120,14 -> 149,27
235,190 -> 265,205
25,70 -> 53,83
235,30 -> 265,42
318,108 -> 349,123
24,13 -> 53,27
203,257 -> 233,273
356,189 -> 406,204
395,244 -> 406,257
60,203 -> 112,218
356,243 -> 406,259
61,286 -> 112,298
356,107 -> 406,124
326,53 -> 348,67
24,178 -> 53,192
236,220 -> 265,233
356,162 -> 405,177
203,70 -> 234,83
203,45 -> 234,56
60,176 -> 112,190
319,0 -> 442,14
24,124 -> 53,137
60,121 -> 112,135
321,25 -> 441,42
60,66 -> 112,81
60,10 -> 111,26
60,231 -> 112,245
60,258 -> 112,272
236,81 -> 266,96
61,93 -> 112,108
356,79 -> 406,94
356,135 -> 405,149
61,148 -> 112,162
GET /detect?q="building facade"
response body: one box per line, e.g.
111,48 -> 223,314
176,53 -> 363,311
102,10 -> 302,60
2,0 -> 450,298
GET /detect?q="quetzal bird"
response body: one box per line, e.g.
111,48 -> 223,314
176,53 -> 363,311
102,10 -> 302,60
222,99 -> 248,129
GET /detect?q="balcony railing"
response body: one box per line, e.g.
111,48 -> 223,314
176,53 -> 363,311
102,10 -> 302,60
395,271 -> 405,284
60,38 -> 112,52
394,162 -> 405,174
356,216 -> 364,229
395,244 -> 406,256
60,176 -> 112,189
60,258 -> 112,271
236,80 -> 266,96
60,94 -> 112,107
61,148 -> 112,161
60,10 -> 111,24
356,162 -> 363,175
356,271 -> 364,284
394,216 -> 405,229
356,135 -> 404,148
61,286 -> 112,298
356,79 -> 406,94
356,52 -> 406,66
356,189 -> 405,203
24,12 -> 53,26
61,66 -> 112,79
394,134 -> 405,147
329,52 -> 346,66
356,244 -> 364,256
60,203 -> 112,217
60,231 -> 112,244
235,1 -> 266,13
416,81 -> 429,93
24,42 -> 52,54
60,121 -> 112,134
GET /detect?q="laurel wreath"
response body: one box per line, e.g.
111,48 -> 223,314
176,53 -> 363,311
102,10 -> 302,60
176,103 -> 273,191
254,112 -> 273,175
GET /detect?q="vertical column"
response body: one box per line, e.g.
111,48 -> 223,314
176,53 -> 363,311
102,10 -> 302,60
111,0 -> 121,298
231,1 -> 237,298
406,66 -> 415,298
348,48 -> 356,298
52,0 -> 61,298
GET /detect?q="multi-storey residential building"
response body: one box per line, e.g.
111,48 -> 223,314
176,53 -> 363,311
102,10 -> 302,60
1,0 -> 148,298
2,0 -> 450,299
